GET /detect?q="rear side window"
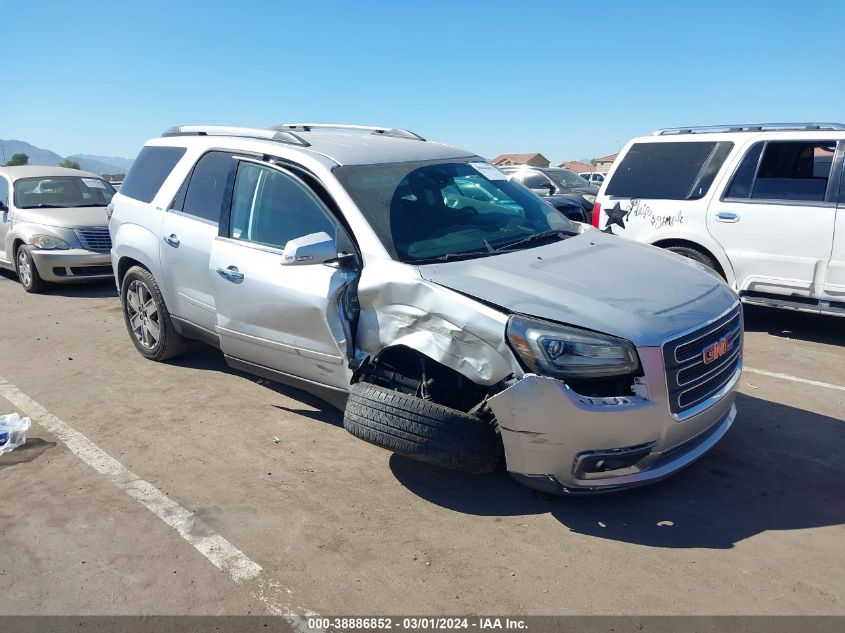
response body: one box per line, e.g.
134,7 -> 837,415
177,151 -> 237,225
606,141 -> 733,200
725,140 -> 836,202
120,146 -> 186,203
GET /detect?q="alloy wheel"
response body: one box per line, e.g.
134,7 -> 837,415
126,280 -> 161,349
17,249 -> 32,288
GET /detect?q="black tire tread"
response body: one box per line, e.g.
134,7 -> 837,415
344,382 -> 502,474
665,245 -> 719,271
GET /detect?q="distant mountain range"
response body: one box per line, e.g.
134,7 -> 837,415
0,140 -> 133,176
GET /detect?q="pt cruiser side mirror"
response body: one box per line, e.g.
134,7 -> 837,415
281,232 -> 337,266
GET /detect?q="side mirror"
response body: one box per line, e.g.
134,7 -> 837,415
280,231 -> 337,266
546,183 -> 556,195
0,201 -> 8,213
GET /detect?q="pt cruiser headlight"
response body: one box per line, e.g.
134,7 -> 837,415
507,315 -> 639,378
30,235 -> 70,250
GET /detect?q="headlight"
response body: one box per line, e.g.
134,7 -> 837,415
582,194 -> 597,204
507,315 -> 639,378
30,235 -> 70,250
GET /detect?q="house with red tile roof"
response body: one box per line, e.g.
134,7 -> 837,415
558,160 -> 592,173
594,152 -> 618,173
490,152 -> 550,167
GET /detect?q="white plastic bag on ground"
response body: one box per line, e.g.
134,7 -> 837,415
0,413 -> 32,455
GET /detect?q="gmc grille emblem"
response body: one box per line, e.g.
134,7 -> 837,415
703,336 -> 733,365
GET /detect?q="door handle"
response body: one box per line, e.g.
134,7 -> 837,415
715,212 -> 739,223
216,266 -> 245,283
163,234 -> 180,247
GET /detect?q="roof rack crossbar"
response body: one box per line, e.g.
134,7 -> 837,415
272,122 -> 426,141
161,125 -> 311,147
653,122 -> 845,135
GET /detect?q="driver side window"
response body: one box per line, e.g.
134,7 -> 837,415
228,162 -> 337,249
0,178 -> 8,209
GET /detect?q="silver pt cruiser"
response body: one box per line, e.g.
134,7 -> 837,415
0,166 -> 115,292
109,123 -> 742,493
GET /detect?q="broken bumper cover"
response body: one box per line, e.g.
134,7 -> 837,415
487,347 -> 740,493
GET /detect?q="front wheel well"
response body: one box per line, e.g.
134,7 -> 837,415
116,256 -> 147,287
358,345 -> 493,414
651,238 -> 727,279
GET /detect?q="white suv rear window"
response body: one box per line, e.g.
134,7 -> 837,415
606,141 -> 733,200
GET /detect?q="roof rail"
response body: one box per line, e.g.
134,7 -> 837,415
653,122 -> 845,136
272,123 -> 426,141
161,125 -> 310,147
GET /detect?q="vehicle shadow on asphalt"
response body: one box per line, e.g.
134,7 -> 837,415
0,270 -> 117,298
167,344 -> 344,426
743,304 -> 845,346
390,392 -> 845,549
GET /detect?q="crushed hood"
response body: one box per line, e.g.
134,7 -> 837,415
418,231 -> 737,347
13,206 -> 108,229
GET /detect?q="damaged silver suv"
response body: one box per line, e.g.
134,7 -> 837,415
109,123 -> 742,493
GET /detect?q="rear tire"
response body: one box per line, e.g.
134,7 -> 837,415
344,382 -> 503,474
15,245 -> 47,293
665,245 -> 723,278
120,266 -> 188,361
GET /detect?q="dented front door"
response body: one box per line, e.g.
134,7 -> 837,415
210,237 -> 354,389
209,159 -> 356,389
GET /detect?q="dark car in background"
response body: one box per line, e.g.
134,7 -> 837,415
452,172 -> 584,222
501,165 -> 598,224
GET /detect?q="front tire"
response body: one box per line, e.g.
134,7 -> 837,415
15,245 -> 47,293
120,266 -> 187,361
344,382 -> 503,474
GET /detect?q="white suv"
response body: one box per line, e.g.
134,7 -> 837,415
109,123 -> 741,494
593,122 -> 845,316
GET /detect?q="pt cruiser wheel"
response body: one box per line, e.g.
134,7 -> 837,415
16,245 -> 47,293
120,266 -> 187,361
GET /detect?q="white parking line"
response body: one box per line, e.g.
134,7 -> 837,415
744,367 -> 845,393
0,375 -> 317,630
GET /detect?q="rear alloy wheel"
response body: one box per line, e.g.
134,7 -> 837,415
15,245 -> 47,293
121,266 -> 187,361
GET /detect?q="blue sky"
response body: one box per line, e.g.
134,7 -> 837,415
4,0 -> 843,164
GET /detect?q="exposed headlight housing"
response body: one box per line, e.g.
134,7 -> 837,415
582,194 -> 597,204
30,235 -> 70,250
507,315 -> 639,378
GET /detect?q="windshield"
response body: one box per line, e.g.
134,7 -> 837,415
13,176 -> 116,209
334,160 -> 575,263
548,169 -> 591,188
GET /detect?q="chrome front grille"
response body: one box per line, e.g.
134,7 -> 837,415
75,227 -> 112,251
663,306 -> 742,417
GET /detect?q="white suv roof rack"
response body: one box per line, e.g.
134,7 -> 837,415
653,122 -> 845,135
273,123 -> 426,142
161,125 -> 311,147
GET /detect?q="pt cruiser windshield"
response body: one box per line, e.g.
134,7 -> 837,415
334,160 -> 575,263
14,176 -> 116,209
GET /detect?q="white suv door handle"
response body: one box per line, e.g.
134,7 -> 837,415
716,212 -> 739,223
216,266 -> 244,283
163,234 -> 180,247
